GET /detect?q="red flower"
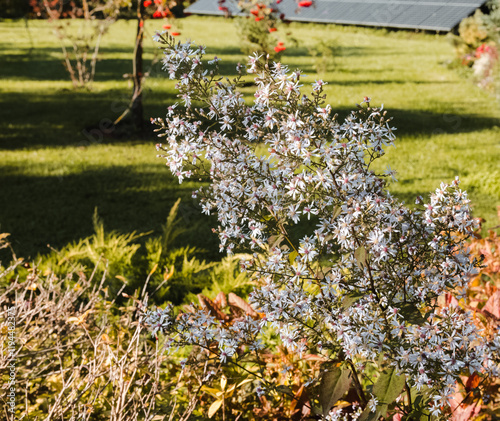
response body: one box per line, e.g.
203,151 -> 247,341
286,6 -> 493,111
171,31 -> 181,36
298,0 -> 313,7
269,27 -> 277,32
218,6 -> 228,11
277,0 -> 282,3
152,10 -> 162,18
139,21 -> 144,27
255,16 -> 263,21
475,43 -> 496,58
154,0 -> 161,3
250,9 -> 259,16
274,41 -> 286,53
163,24 -> 171,29
143,0 -> 152,6
476,44 -> 486,58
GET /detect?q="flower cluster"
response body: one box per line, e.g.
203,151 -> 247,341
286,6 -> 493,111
473,43 -> 499,88
146,32 -> 500,418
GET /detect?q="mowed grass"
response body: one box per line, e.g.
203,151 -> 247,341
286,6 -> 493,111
1,16 -> 499,259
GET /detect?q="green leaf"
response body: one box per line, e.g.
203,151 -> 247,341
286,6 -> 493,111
359,407 -> 383,421
399,303 -> 426,326
354,246 -> 367,268
408,387 -> 432,419
359,368 -> 406,421
319,364 -> 352,416
341,291 -> 365,311
276,385 -> 293,395
372,368 -> 406,405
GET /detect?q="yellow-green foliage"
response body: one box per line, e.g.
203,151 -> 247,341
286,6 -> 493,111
459,10 -> 489,47
37,200 -> 249,306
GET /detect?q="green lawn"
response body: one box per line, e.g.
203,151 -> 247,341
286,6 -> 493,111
1,17 -> 499,259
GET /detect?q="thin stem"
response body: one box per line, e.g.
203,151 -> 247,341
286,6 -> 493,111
346,360 -> 367,406
405,381 -> 412,413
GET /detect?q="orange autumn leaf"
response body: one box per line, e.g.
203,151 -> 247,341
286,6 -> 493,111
465,372 -> 481,393
483,290 -> 500,319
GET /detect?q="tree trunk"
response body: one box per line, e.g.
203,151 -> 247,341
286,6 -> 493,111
131,0 -> 144,131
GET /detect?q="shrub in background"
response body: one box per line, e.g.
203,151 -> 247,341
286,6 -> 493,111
449,1 -> 500,98
39,200 -> 249,306
308,39 -> 339,74
233,0 -> 284,56
218,0 -> 308,56
0,0 -> 30,18
30,0 -> 129,89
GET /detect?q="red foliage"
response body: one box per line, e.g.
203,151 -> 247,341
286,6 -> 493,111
437,207 -> 500,420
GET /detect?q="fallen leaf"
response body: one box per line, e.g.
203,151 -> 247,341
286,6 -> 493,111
228,293 -> 258,318
483,290 -> 500,319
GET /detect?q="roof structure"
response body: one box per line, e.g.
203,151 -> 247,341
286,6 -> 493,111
185,0 -> 488,32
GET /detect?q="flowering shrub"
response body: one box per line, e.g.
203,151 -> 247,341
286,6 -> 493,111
146,33 -> 500,419
230,0 -> 288,55
472,43 -> 499,90
449,3 -> 500,98
142,0 -> 184,32
217,0 -> 313,55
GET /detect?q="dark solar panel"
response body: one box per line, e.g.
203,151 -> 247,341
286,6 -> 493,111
185,0 -> 487,31
390,5 -> 442,26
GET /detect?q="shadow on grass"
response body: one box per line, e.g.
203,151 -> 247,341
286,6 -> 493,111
0,166 -> 220,260
0,54 -> 162,82
0,43 -> 164,81
0,88 -> 178,149
1,82 -> 499,150
0,42 -> 375,82
333,107 -> 500,137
